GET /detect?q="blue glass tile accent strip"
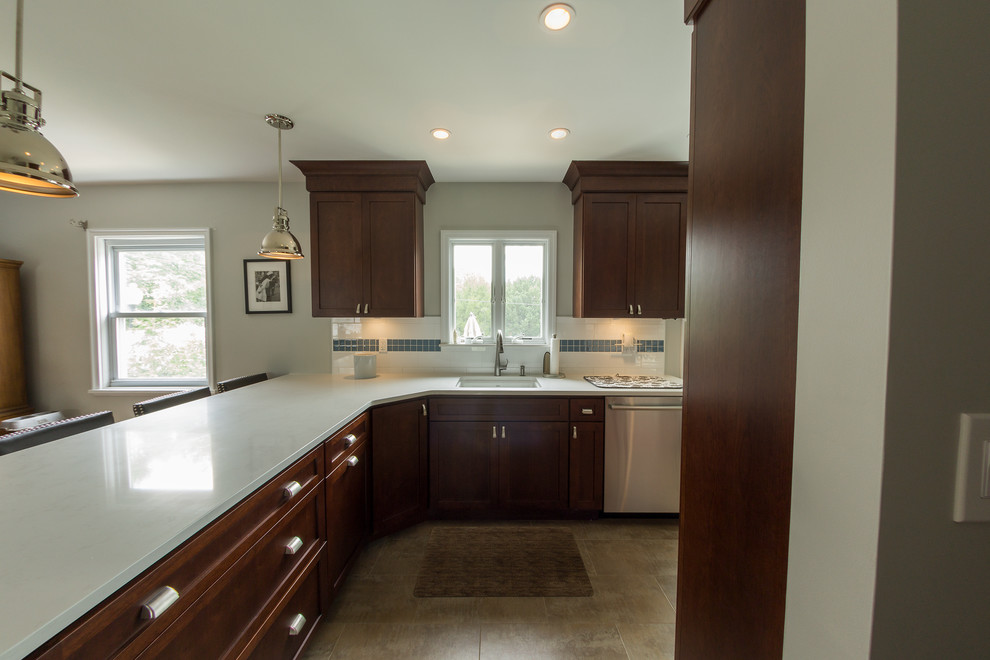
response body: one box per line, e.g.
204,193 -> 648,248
387,339 -> 442,352
333,339 -> 379,352
636,339 -> 664,353
559,339 -> 622,353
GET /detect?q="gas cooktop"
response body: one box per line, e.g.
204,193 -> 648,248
583,375 -> 682,389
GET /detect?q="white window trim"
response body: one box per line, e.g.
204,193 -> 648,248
87,228 -> 215,393
440,229 -> 556,346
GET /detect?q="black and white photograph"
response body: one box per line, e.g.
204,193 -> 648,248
243,259 -> 291,313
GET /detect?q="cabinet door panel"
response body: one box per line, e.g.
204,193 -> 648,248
326,440 -> 369,593
579,195 -> 635,317
634,194 -> 687,318
499,422 -> 569,511
371,398 -> 428,536
312,194 -> 364,316
366,193 -> 421,317
569,422 -> 604,510
430,421 -> 499,512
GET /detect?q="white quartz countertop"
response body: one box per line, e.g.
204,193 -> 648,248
0,372 -> 681,659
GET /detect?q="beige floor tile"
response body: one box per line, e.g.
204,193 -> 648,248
579,540 -> 671,576
554,519 -> 679,541
616,623 -> 676,660
369,538 -> 430,576
328,575 -> 419,623
656,575 -> 677,610
330,623 -> 481,659
299,620 -> 345,659
544,575 -> 677,625
476,597 -> 548,623
480,623 -> 627,659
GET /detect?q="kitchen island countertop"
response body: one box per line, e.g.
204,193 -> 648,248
0,372 -> 680,659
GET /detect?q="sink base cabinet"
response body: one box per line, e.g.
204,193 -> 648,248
428,397 -> 601,517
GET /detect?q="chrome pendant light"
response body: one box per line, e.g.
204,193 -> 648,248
0,0 -> 77,198
258,114 -> 303,260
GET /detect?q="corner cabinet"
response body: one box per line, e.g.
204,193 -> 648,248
371,398 -> 429,537
563,161 -> 688,319
292,160 -> 434,318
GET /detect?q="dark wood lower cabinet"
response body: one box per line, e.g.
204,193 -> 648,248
326,438 -> 369,594
499,422 -> 569,511
429,397 -> 602,517
429,421 -> 499,512
371,398 -> 428,536
569,422 -> 605,510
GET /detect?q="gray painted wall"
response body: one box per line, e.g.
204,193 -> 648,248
788,1 -> 990,658
871,2 -> 990,657
0,181 -> 580,422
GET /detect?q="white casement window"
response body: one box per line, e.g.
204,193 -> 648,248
441,230 -> 556,345
88,229 -> 213,391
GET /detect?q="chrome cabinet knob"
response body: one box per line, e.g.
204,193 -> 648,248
581,408 -> 594,415
282,481 -> 302,499
347,455 -> 359,467
140,586 -> 179,620
344,433 -> 358,447
637,304 -> 643,315
287,613 -> 307,636
629,305 -> 634,315
364,303 -> 369,314
355,303 -> 361,314
284,536 -> 304,555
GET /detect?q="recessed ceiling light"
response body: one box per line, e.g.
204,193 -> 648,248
541,4 -> 575,31
549,127 -> 570,140
431,128 -> 452,140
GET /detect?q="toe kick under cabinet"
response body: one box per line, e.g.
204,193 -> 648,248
28,448 -> 329,660
428,396 -> 604,517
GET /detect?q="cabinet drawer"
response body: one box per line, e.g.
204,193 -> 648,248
138,483 -> 325,658
429,397 -> 569,422
326,413 -> 369,471
246,557 -> 324,660
29,446 -> 324,660
570,398 -> 604,421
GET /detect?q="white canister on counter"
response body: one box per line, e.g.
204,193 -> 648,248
353,352 -> 377,379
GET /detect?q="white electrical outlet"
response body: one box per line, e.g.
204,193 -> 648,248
953,414 -> 990,522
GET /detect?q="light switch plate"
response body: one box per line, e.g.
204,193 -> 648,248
953,413 -> 990,522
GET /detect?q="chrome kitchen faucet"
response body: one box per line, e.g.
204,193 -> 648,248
494,330 -> 508,376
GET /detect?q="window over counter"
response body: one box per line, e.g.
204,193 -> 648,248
440,230 -> 556,346
88,229 -> 213,391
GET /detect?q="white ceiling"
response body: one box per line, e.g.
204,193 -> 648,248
2,0 -> 691,185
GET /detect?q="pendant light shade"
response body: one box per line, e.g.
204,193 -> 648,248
258,114 -> 303,260
0,0 -> 77,198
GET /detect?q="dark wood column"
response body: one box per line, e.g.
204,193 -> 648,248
676,1 -> 805,658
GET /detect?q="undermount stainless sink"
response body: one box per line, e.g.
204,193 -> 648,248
455,376 -> 541,389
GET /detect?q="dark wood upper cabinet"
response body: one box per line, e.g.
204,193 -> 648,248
292,161 -> 434,318
563,161 -> 688,319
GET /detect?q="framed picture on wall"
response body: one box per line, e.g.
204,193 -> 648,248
244,259 -> 292,314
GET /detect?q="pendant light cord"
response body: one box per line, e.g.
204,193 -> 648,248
14,0 -> 24,91
276,126 -> 283,209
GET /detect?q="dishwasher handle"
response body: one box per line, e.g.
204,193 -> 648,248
607,403 -> 682,411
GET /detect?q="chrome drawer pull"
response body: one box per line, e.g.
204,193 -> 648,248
581,408 -> 594,415
637,304 -> 643,315
422,403 -> 427,417
284,536 -> 304,555
344,433 -> 358,447
355,303 -> 361,314
573,426 -> 577,439
288,613 -> 307,636
347,455 -> 360,467
364,303 -> 369,314
282,481 -> 302,498
492,425 -> 496,439
629,305 -> 634,315
140,586 -> 179,620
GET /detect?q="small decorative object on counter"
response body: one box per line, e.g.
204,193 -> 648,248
353,352 -> 377,379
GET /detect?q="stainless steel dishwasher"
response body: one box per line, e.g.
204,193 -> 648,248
604,395 -> 683,513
